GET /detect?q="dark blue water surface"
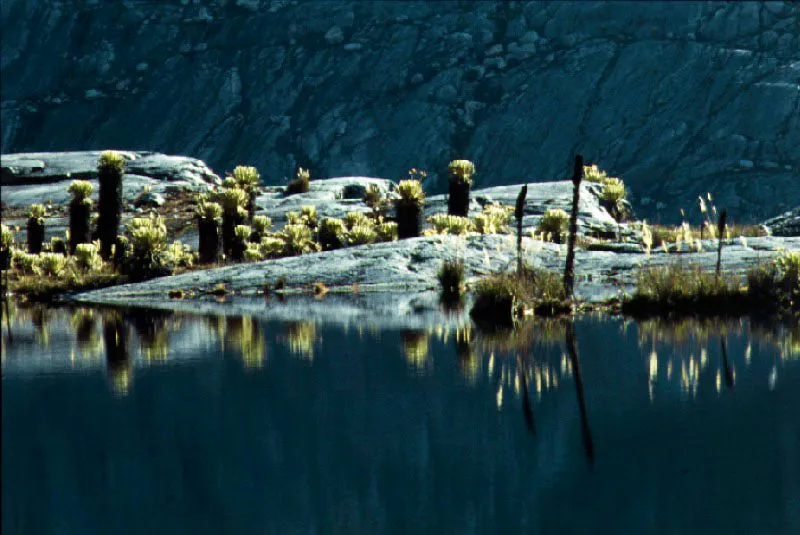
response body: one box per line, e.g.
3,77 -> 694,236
2,306 -> 799,534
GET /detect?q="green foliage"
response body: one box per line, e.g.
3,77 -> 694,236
244,243 -> 264,262
427,214 -> 473,235
344,211 -> 370,230
231,166 -> 260,189
74,243 -> 104,272
376,221 -> 398,242
448,159 -> 476,185
1,224 -> 13,249
128,214 -> 168,255
397,180 -> 425,205
68,180 -> 94,200
252,215 -> 272,235
345,224 -> 378,246
286,211 -> 301,225
259,236 -> 287,258
34,253 -> 69,278
218,187 -> 248,215
195,200 -> 223,221
234,225 -> 253,242
98,150 -> 126,173
472,203 -> 513,234
28,204 -> 46,220
600,177 -> 626,204
319,217 -> 346,237
537,208 -> 570,242
583,164 -> 609,183
12,250 -> 38,274
163,241 -> 195,267
282,224 -> 320,256
300,205 -> 317,228
473,264 -> 567,319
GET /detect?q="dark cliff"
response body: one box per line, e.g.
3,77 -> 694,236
2,0 -> 798,222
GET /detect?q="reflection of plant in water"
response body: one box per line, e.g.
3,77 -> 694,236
474,318 -> 566,355
286,321 -> 316,360
205,315 -> 227,351
103,312 -> 132,396
454,327 -> 479,382
70,308 -> 103,358
227,316 -> 266,369
401,330 -> 429,369
31,306 -> 51,347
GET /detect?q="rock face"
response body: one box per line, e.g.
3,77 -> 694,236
74,234 -> 800,309
2,2 -> 798,223
763,207 -> 800,237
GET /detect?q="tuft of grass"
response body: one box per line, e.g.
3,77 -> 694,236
363,184 -> 382,207
623,263 -> 747,317
472,203 -> 513,234
286,167 -> 311,195
438,259 -> 465,296
210,283 -> 227,297
471,264 -> 568,326
11,271 -> 121,303
168,289 -> 185,299
313,281 -> 329,297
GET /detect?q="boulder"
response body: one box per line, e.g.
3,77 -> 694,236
763,208 -> 800,237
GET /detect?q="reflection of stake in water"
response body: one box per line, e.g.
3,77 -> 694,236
565,320 -> 594,464
720,336 -> 734,389
104,315 -> 132,396
516,355 -> 536,435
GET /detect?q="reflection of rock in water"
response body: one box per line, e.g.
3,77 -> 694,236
286,321 -> 316,361
401,330 -> 429,370
227,316 -> 266,369
104,314 -> 132,395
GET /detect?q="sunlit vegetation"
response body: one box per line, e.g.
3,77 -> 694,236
624,250 -> 800,318
285,321 -> 316,360
401,330 -> 429,369
471,264 -> 569,326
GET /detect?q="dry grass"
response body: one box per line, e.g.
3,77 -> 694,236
10,271 -> 122,303
649,224 -> 766,247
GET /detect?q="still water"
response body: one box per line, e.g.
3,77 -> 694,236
2,304 -> 799,534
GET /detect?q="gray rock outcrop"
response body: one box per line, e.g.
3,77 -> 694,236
763,207 -> 800,236
2,2 -> 798,223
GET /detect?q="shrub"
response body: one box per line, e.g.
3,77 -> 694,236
34,253 -> 69,278
0,224 -> 13,270
447,159 -> 476,186
396,179 -> 425,239
232,165 -> 260,216
282,224 -> 320,256
286,167 -> 311,195
537,208 -> 570,243
67,180 -> 93,200
448,160 -> 475,217
376,221 -> 398,242
471,265 -> 567,325
749,251 -> 800,311
345,224 -> 378,246
27,204 -> 46,254
343,211 -> 370,230
50,237 -> 68,255
583,164 -> 608,183
397,180 -> 425,204
473,203 -> 513,234
600,177 -> 627,221
74,243 -> 103,272
260,236 -> 287,258
438,259 -> 464,296
12,250 -> 38,274
286,211 -> 302,225
300,205 -> 318,229
251,215 -> 272,240
428,214 -> 473,235
218,187 -> 249,258
68,180 -> 93,253
244,243 -> 264,261
97,150 -> 126,258
126,214 -> 170,280
363,184 -> 382,208
163,241 -> 195,268
195,200 -> 222,264
318,218 -> 346,251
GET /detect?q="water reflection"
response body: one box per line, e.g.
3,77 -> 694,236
2,306 -> 800,533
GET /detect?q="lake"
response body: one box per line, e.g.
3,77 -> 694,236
2,304 -> 799,534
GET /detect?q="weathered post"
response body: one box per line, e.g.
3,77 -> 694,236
26,204 -> 46,254
515,184 -> 527,273
566,319 -> 594,463
715,209 -> 727,280
563,155 -> 583,299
